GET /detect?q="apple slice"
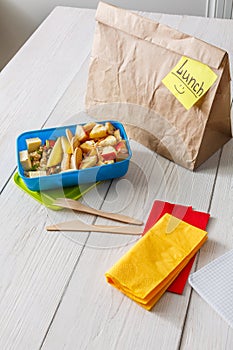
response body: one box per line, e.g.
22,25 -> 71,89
96,160 -> 105,166
79,155 -> 97,169
70,135 -> 80,153
114,129 -> 122,141
74,147 -> 83,168
116,152 -> 129,161
104,160 -> 114,164
45,139 -> 56,148
101,146 -> 117,161
66,128 -> 73,144
105,122 -> 115,135
88,148 -> 97,157
70,147 -> 83,169
61,153 -> 71,171
83,122 -> 96,133
47,137 -> 63,167
115,140 -> 128,153
89,124 -> 107,139
61,136 -> 72,154
80,140 -> 95,153
75,125 -> 88,142
98,135 -> 117,147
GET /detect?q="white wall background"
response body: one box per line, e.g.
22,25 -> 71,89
0,0 -> 232,70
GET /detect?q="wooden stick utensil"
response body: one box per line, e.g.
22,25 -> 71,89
46,218 -> 142,235
53,198 -> 143,225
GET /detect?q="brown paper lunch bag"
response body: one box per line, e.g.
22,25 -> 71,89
85,1 -> 232,170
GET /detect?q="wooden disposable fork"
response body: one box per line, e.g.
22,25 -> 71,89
53,198 -> 143,225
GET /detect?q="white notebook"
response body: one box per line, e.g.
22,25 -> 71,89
189,249 -> 233,329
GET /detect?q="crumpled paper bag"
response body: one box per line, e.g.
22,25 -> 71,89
85,2 -> 231,170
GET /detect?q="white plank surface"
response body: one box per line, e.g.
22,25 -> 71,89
181,139 -> 233,350
41,144 -> 220,350
0,7 -> 95,191
0,6 -> 233,350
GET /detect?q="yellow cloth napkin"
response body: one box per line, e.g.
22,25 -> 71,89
105,213 -> 207,310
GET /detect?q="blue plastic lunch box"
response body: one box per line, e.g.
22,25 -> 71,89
16,120 -> 132,191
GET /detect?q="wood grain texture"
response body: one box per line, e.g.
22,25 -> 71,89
0,6 -> 233,350
0,178 -> 113,349
0,7 -> 95,191
41,140 -> 220,350
181,140 -> 233,350
0,6 -> 109,350
41,11 -> 233,350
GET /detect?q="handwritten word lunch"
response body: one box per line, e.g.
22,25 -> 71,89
162,56 -> 217,110
173,59 -> 204,97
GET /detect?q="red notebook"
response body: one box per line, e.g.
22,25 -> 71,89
143,200 -> 210,294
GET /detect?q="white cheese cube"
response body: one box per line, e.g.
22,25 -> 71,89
28,170 -> 47,177
19,150 -> 32,170
26,137 -> 42,152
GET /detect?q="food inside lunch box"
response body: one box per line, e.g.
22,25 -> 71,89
19,122 -> 129,177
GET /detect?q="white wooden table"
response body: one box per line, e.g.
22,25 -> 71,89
0,6 -> 233,350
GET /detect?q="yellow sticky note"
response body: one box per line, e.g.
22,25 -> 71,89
162,56 -> 217,110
